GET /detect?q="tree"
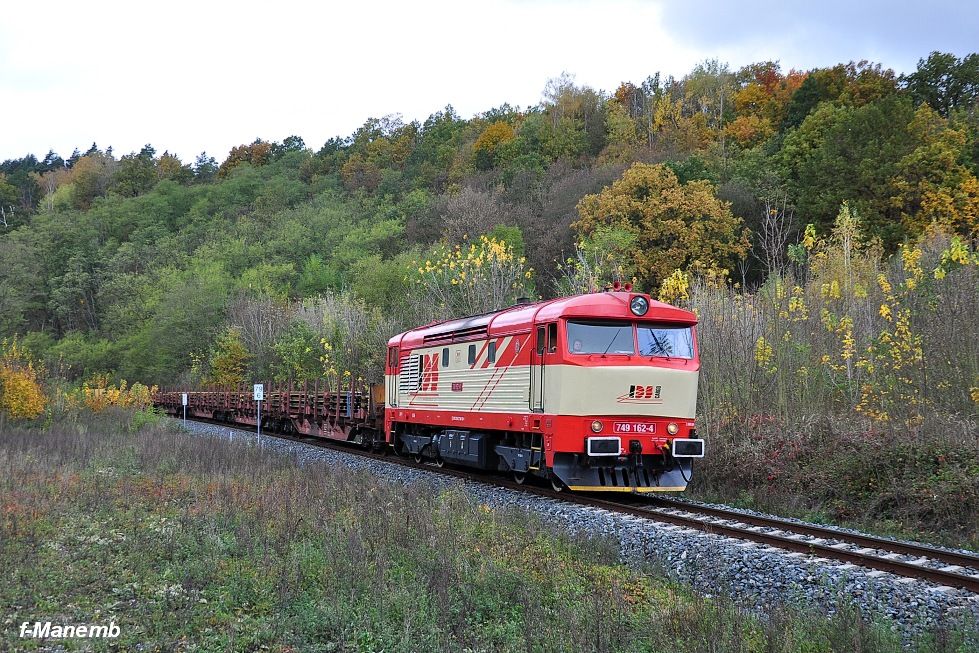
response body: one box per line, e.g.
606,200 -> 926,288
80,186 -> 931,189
575,163 -> 749,288
410,235 -> 535,320
473,120 -> 516,170
555,224 -> 637,295
157,151 -> 192,183
279,135 -> 306,153
779,96 -> 918,248
540,74 -> 606,159
208,327 -> 250,387
782,61 -> 896,129
0,174 -> 18,209
270,320 -> 320,383
434,186 -> 505,244
70,153 -> 117,209
889,105 -> 979,237
601,101 -> 640,162
41,150 -> 64,171
683,59 -> 736,132
218,139 -> 275,177
904,51 -> 979,117
193,152 -> 218,182
112,148 -> 156,197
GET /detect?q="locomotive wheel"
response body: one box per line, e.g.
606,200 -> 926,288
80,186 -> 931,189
413,452 -> 423,464
513,471 -> 527,485
550,476 -> 566,493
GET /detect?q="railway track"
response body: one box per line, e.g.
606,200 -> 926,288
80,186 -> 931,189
184,417 -> 979,594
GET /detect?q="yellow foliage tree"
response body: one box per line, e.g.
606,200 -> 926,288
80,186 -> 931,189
889,105 -> 979,238
723,114 -> 774,148
575,163 -> 749,289
208,327 -> 251,387
473,121 -> 516,169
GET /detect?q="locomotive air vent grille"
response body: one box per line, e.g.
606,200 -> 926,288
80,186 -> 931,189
399,355 -> 420,393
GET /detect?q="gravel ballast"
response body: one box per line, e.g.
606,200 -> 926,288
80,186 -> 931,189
176,420 -> 979,641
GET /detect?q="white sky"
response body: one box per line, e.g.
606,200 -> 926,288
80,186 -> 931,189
2,1 -> 975,163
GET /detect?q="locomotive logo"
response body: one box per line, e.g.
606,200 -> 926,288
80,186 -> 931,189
616,384 -> 663,403
419,353 -> 440,391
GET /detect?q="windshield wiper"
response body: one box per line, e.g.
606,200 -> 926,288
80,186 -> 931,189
601,328 -> 626,356
647,331 -> 671,360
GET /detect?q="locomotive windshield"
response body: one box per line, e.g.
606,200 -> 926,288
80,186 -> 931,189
566,321 -> 695,358
566,321 -> 635,354
637,325 -> 694,359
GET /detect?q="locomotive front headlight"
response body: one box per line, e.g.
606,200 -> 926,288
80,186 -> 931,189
590,420 -> 604,433
667,422 -> 679,435
630,295 -> 649,316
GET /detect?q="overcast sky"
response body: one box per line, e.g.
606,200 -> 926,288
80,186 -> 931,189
2,0 -> 976,163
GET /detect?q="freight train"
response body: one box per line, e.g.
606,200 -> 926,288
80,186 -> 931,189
156,285 -> 704,493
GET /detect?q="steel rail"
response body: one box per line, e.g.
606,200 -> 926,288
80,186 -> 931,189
176,416 -> 979,593
645,497 -> 979,570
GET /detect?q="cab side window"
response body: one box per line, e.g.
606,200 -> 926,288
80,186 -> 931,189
547,323 -> 558,353
536,326 -> 545,355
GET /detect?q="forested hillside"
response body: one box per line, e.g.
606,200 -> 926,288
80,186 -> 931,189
1,53 -> 977,388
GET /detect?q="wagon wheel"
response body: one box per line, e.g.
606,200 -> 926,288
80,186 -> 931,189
434,456 -> 445,468
413,452 -> 423,464
513,471 -> 527,485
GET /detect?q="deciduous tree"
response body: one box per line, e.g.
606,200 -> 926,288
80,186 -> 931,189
575,163 -> 749,288
208,327 -> 250,387
904,51 -> 979,117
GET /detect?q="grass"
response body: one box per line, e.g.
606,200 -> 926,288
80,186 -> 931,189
0,409 -> 976,652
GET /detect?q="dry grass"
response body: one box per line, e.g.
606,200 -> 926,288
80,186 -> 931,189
2,410 -> 974,651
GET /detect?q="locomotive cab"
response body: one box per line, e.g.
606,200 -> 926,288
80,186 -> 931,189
546,310 -> 703,492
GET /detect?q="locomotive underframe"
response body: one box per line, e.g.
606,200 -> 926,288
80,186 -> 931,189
392,422 -> 692,492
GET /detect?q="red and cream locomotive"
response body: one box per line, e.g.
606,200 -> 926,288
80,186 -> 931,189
157,286 -> 704,493
385,285 -> 704,492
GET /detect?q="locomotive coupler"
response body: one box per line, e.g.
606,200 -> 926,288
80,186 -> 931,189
629,439 -> 643,469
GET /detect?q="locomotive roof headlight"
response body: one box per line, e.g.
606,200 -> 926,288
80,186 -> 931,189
667,422 -> 679,435
630,295 -> 649,316
590,420 -> 604,433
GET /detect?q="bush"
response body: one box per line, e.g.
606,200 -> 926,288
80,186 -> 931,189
0,338 -> 46,422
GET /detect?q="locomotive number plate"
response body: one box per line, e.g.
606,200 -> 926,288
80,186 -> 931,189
613,422 -> 656,434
